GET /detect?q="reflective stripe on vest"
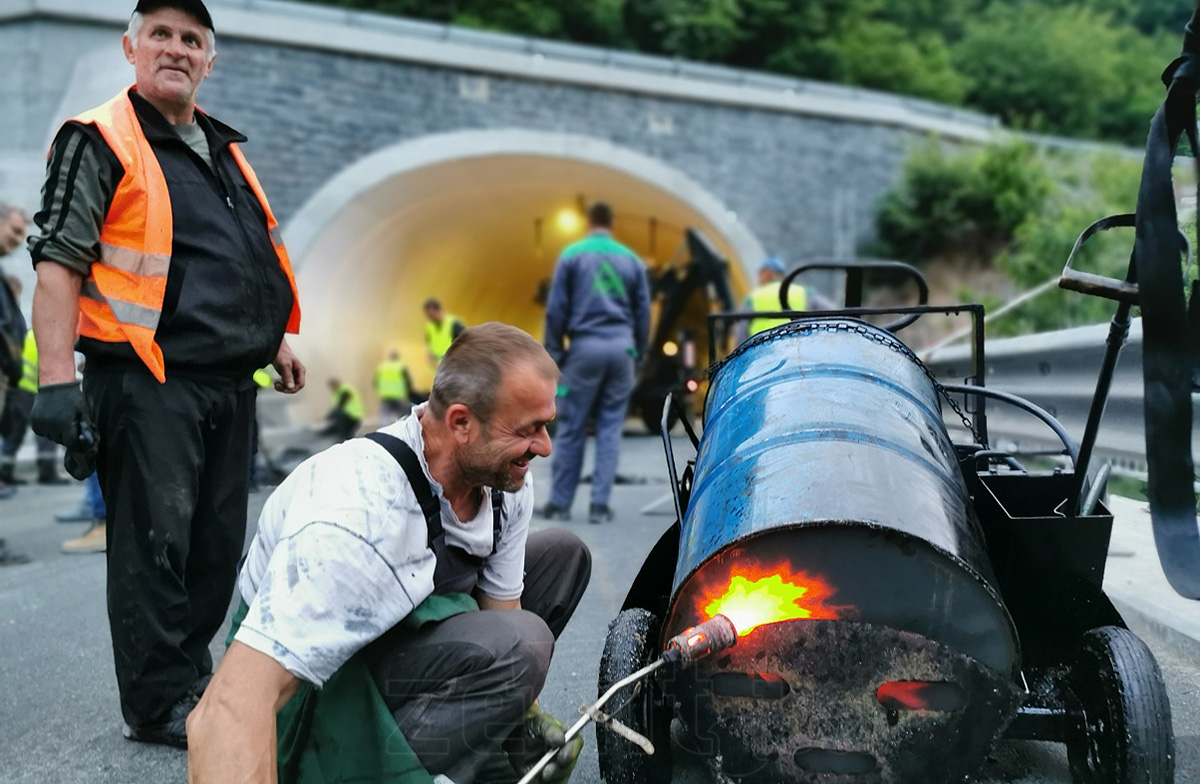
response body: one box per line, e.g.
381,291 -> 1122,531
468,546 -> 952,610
334,383 -> 364,421
19,331 -> 37,393
69,89 -> 301,383
747,282 -> 807,337
425,316 -> 460,362
375,360 -> 409,401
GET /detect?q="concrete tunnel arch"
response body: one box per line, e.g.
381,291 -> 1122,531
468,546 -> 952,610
278,128 -> 765,422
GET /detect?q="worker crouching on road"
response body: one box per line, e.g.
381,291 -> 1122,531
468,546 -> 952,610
321,376 -> 363,442
188,323 -> 592,784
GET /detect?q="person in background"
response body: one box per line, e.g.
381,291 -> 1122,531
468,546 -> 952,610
0,205 -> 32,563
322,376 -> 363,442
0,310 -> 70,488
423,298 -> 466,368
739,256 -> 835,341
0,205 -> 29,503
26,0 -> 304,747
541,200 -> 650,525
373,348 -> 413,422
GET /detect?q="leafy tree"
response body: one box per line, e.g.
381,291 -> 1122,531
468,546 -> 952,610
814,20 -> 967,103
1047,0 -> 1191,35
988,150 -> 1144,334
623,0 -> 744,61
952,4 -> 1124,139
291,0 -> 629,46
873,140 -> 1050,265
296,0 -> 1183,146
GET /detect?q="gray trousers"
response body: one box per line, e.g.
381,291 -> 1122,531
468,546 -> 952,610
368,529 -> 592,784
549,339 -> 636,509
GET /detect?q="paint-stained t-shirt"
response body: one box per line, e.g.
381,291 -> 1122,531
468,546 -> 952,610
234,405 -> 532,687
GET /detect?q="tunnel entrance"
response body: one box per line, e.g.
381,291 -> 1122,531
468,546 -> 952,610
281,130 -> 762,422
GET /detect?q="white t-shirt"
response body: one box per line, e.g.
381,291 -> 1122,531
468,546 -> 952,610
234,405 -> 533,687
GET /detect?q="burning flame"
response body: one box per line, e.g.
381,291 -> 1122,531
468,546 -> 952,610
699,565 -> 840,636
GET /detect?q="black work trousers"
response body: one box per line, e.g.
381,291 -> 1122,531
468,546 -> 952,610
85,368 -> 255,727
369,528 -> 592,784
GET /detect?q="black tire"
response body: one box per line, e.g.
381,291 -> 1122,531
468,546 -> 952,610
596,608 -> 673,784
1064,626 -> 1174,784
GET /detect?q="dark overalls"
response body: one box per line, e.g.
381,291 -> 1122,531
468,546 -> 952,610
363,433 -> 591,784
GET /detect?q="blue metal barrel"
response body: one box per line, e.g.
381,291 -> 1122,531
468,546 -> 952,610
660,319 -> 1021,782
666,318 -> 1017,675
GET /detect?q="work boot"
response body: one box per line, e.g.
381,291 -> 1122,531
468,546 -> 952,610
37,460 -> 70,486
539,503 -> 570,522
0,538 -> 31,566
588,504 -> 613,525
61,522 -> 106,554
123,692 -> 197,749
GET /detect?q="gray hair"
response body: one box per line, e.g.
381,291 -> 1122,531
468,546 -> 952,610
429,323 -> 559,424
126,11 -> 217,63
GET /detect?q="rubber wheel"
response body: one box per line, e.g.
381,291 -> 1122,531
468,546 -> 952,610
1064,626 -> 1174,784
596,608 -> 673,784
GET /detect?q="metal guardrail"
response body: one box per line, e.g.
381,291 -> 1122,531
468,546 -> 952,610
925,317 -> 1198,479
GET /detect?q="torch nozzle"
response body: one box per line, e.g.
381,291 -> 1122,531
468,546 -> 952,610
663,613 -> 738,666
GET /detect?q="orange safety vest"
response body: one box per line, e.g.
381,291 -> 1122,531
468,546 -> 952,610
69,89 -> 301,383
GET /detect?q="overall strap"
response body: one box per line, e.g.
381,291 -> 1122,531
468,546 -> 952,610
367,431 -> 507,555
491,490 -> 504,555
365,432 -> 442,548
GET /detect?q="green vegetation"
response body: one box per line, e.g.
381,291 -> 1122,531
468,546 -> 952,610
299,0 -> 1186,146
872,138 -> 1150,334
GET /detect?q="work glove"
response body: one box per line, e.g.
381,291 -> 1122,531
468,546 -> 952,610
31,382 -> 99,480
503,704 -> 583,784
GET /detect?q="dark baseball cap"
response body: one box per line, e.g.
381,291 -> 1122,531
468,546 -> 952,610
134,0 -> 214,32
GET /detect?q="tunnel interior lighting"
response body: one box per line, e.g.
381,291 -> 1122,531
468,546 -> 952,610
555,208 -> 583,234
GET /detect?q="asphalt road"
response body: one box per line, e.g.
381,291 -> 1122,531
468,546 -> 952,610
1,432 -> 1195,783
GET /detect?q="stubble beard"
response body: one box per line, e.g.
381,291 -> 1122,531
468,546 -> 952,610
459,442 -> 523,493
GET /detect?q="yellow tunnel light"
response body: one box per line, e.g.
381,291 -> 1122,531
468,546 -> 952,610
555,208 -> 583,234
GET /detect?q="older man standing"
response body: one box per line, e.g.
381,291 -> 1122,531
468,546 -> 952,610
27,0 -> 304,747
188,323 -> 590,784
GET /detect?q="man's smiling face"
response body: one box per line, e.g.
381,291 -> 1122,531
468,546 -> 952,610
124,7 -> 214,114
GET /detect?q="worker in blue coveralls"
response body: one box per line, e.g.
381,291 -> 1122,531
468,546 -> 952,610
540,201 -> 650,525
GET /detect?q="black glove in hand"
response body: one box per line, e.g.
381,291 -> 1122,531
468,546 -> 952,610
63,419 -> 99,480
504,705 -> 583,784
31,382 -> 99,479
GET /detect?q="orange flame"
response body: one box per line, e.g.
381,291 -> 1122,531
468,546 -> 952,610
699,565 -> 840,636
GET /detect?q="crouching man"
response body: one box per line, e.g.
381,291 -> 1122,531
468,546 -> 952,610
188,323 -> 591,784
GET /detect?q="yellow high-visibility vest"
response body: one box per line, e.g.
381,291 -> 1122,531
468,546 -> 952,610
333,383 -> 364,421
424,316 -> 462,363
375,360 -> 410,401
69,89 -> 301,383
19,332 -> 38,393
746,282 -> 807,337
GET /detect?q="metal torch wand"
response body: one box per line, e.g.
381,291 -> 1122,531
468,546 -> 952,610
515,614 -> 738,784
